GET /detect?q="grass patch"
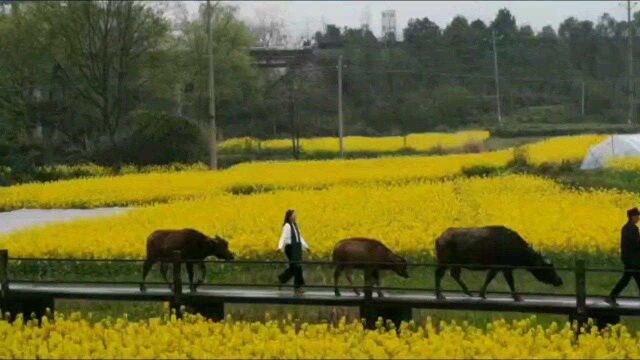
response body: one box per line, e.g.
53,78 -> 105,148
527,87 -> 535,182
461,165 -> 505,177
489,122 -> 640,137
550,169 -> 640,194
225,184 -> 278,195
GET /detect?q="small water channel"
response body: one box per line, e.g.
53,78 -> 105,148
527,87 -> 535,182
0,208 -> 129,234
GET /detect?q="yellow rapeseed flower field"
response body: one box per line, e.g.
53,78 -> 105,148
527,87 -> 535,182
523,134 -> 607,166
607,156 -> 640,171
0,175 -> 632,258
0,134 -> 614,211
0,150 -> 511,210
1,315 -> 639,359
219,131 -> 490,154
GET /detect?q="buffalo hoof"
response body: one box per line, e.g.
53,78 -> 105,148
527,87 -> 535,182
190,286 -> 198,293
139,284 -> 147,293
436,293 -> 446,301
353,290 -> 361,296
334,289 -> 341,297
464,291 -> 473,298
479,292 -> 487,300
604,297 -> 618,307
377,291 -> 384,298
512,295 -> 523,302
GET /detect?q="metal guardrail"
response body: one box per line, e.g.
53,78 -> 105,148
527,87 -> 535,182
6,255 -> 579,271
1,250 -> 638,318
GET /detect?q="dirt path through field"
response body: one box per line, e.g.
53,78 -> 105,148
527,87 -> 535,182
0,208 -> 129,235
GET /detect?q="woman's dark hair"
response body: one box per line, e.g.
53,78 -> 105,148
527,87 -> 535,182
283,209 -> 295,225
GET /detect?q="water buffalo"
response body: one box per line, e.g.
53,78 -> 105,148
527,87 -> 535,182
434,226 -> 563,301
140,228 -> 235,292
332,238 -> 409,297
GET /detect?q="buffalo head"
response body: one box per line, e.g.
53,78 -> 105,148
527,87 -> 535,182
207,235 -> 235,261
530,255 -> 563,287
393,255 -> 410,278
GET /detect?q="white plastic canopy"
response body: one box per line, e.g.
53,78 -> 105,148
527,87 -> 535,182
580,134 -> 640,170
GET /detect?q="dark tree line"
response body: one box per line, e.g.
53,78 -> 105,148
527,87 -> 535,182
0,1 -> 259,169
1,3 -> 639,171
290,9 -> 640,137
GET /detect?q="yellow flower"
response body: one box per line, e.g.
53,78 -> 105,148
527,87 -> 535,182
523,134 -> 607,166
0,174 -> 633,258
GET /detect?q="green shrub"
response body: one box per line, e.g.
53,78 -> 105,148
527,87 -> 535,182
123,110 -> 206,165
490,123 -> 640,137
461,165 -> 501,177
431,86 -> 478,127
503,105 -> 570,124
509,146 -> 530,168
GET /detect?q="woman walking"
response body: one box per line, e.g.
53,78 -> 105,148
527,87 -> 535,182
277,209 -> 310,295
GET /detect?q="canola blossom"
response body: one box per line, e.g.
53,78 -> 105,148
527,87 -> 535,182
607,156 -> 640,171
522,134 -> 607,166
0,175 -> 632,259
0,150 -> 511,211
219,131 -> 490,155
0,134 -> 615,211
0,315 -> 639,359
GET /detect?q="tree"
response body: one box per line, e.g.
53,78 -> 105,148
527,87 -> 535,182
403,17 -> 440,47
37,1 -> 170,150
315,24 -> 343,48
491,8 -> 517,39
443,16 -> 476,71
175,3 -> 262,137
558,17 -> 598,77
0,2 -> 71,165
539,25 -> 557,39
431,86 -> 478,127
342,27 -> 383,130
250,7 -> 289,48
519,25 -> 534,37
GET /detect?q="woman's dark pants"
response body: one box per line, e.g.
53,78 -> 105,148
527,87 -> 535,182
278,245 -> 305,289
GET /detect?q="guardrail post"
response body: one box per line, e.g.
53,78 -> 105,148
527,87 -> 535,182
171,251 -> 183,319
360,269 -> 376,329
363,269 -> 373,300
574,259 -> 587,327
0,250 -> 8,301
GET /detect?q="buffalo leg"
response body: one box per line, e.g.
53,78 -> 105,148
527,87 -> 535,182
186,263 -> 195,292
374,270 -> 384,298
363,268 -> 375,297
502,269 -> 521,301
196,262 -> 206,289
160,262 -> 172,290
450,267 -> 472,297
334,265 -> 343,296
479,269 -> 498,299
435,266 -> 447,300
345,269 -> 359,296
140,259 -> 155,292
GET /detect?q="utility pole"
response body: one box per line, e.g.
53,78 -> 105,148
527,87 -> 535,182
581,80 -> 585,117
288,75 -> 298,159
492,30 -> 503,125
628,0 -> 635,124
206,0 -> 218,169
337,55 -> 344,158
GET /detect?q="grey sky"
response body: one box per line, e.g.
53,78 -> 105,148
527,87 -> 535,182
184,1 -> 630,41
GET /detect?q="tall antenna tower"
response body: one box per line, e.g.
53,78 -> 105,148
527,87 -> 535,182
381,10 -> 396,42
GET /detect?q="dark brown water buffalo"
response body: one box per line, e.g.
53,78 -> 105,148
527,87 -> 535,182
332,238 -> 409,297
140,228 -> 235,292
434,226 -> 563,301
